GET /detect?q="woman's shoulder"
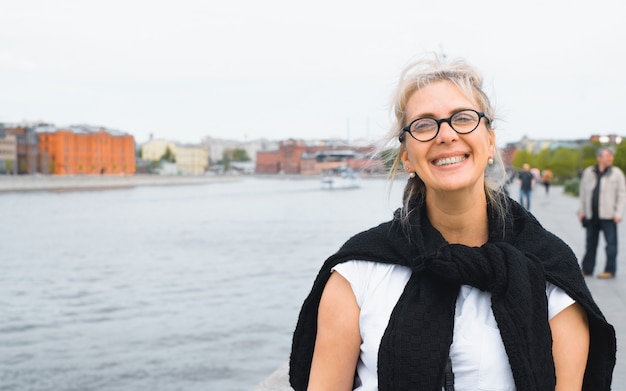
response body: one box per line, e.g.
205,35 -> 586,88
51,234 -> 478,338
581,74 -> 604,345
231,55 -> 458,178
333,260 -> 412,308
333,260 -> 412,279
333,261 -> 411,292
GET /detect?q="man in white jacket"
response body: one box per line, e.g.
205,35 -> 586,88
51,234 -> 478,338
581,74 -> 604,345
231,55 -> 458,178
579,147 -> 626,278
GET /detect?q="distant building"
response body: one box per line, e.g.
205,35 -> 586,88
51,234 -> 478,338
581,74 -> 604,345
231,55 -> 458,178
175,145 -> 208,175
255,149 -> 281,174
141,139 -> 208,175
202,136 -> 278,166
0,133 -> 18,174
36,125 -> 136,175
510,135 -> 605,155
141,139 -> 173,161
256,139 -> 307,174
2,126 -> 38,174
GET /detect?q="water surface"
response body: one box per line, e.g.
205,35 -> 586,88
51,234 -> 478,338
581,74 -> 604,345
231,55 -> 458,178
0,177 -> 402,390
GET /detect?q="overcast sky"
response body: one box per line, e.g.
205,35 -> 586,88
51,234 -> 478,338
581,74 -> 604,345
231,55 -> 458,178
1,0 -> 625,147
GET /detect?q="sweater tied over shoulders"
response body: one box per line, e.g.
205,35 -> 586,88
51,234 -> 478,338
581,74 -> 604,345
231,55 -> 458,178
289,198 -> 616,391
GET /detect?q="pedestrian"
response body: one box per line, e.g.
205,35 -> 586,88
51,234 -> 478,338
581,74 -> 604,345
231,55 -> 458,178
290,54 -> 615,391
543,167 -> 553,194
517,163 -> 535,209
579,147 -> 626,278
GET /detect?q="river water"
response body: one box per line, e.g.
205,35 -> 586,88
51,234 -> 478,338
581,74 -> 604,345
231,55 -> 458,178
0,176 -> 403,391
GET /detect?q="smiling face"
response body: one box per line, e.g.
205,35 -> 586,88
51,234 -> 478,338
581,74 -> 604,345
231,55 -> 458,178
401,80 -> 495,198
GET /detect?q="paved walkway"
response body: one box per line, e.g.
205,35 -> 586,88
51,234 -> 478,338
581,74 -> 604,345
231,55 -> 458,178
255,183 -> 626,390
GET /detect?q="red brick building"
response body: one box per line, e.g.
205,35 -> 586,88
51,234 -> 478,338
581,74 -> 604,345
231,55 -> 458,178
256,149 -> 282,174
256,139 -> 308,174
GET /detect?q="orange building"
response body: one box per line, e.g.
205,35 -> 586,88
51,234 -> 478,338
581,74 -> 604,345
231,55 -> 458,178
37,126 -> 136,175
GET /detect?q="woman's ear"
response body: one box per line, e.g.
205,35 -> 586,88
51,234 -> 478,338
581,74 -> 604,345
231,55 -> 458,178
488,132 -> 496,157
400,150 -> 413,172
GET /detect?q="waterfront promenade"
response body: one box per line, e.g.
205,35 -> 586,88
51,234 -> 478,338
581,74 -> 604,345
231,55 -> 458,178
0,174 -> 238,192
254,182 -> 626,390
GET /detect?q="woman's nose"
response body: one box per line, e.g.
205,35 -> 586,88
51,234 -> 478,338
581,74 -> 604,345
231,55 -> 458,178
436,122 -> 458,143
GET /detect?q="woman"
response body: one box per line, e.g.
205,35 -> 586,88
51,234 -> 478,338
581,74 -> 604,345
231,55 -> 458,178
290,55 -> 615,390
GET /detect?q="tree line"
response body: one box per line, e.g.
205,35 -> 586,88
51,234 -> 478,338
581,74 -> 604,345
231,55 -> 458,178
510,142 -> 626,185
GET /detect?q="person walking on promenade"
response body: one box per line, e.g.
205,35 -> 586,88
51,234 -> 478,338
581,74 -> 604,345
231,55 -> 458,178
579,147 -> 626,279
543,167 -> 553,194
290,54 -> 615,391
517,163 -> 535,209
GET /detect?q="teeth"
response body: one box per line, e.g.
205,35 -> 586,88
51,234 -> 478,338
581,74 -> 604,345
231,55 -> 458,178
434,155 -> 467,166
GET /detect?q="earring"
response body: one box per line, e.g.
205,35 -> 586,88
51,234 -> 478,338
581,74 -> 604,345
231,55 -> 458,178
409,172 -> 416,179
488,157 -> 494,165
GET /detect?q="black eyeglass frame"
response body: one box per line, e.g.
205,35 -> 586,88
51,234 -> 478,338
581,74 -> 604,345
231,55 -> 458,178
400,109 -> 490,142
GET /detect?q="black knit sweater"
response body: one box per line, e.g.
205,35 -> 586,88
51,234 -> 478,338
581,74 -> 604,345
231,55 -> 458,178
290,199 -> 615,390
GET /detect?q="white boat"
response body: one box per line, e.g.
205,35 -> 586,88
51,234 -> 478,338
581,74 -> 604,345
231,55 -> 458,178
321,166 -> 360,190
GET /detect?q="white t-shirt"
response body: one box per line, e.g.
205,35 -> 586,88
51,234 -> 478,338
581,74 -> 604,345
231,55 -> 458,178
332,260 -> 575,391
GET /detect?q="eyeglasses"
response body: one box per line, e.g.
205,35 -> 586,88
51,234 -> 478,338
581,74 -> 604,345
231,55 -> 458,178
400,109 -> 490,142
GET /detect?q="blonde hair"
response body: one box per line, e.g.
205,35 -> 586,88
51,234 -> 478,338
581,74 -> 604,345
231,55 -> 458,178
378,54 -> 508,224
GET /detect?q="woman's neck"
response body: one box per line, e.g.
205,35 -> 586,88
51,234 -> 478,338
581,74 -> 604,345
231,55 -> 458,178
426,188 -> 489,247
